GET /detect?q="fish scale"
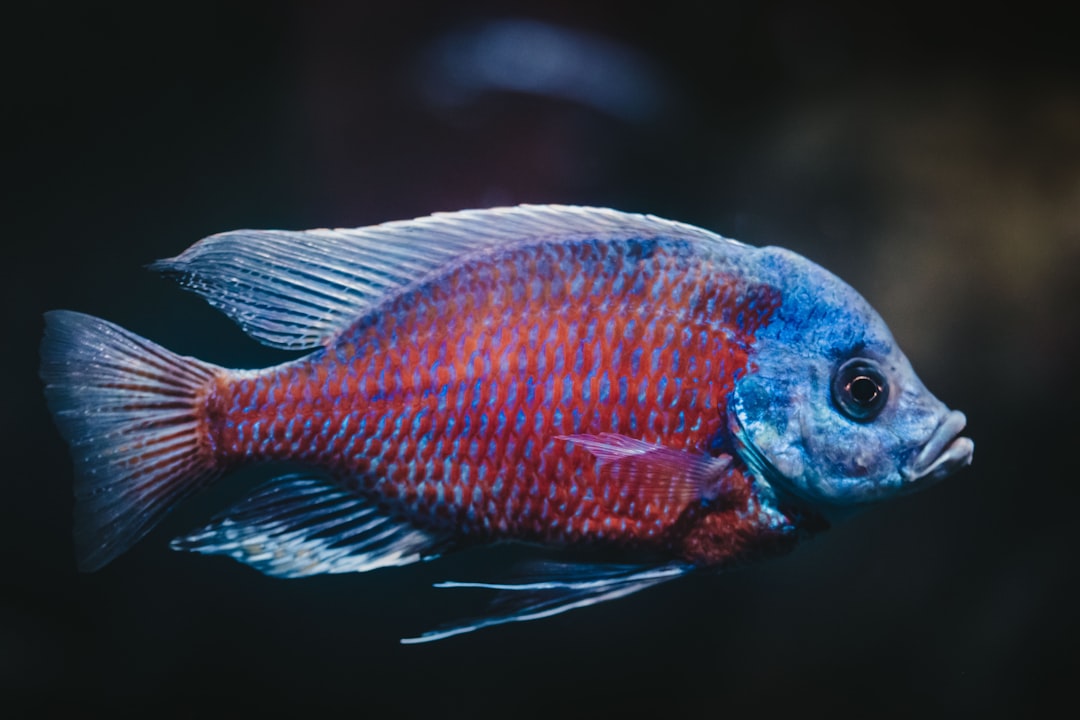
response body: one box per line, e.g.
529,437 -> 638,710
206,236 -> 778,549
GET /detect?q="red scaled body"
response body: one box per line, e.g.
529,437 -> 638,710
205,237 -> 791,565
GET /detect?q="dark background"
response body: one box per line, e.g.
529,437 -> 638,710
4,2 -> 1077,716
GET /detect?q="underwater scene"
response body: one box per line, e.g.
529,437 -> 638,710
5,3 -> 1078,716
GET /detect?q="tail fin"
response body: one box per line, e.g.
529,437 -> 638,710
40,310 -> 225,571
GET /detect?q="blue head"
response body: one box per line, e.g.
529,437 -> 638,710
729,247 -> 973,514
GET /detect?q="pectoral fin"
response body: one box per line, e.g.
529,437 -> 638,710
557,433 -> 733,504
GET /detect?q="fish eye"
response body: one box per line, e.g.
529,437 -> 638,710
832,358 -> 889,422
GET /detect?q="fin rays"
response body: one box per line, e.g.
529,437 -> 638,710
40,311 -> 223,571
171,474 -> 450,578
152,205 -> 735,350
402,563 -> 689,644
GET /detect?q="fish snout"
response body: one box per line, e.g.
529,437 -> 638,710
904,410 -> 974,484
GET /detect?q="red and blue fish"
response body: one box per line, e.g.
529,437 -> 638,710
40,205 -> 973,642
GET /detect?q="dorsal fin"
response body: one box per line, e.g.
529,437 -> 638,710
150,205 -> 737,350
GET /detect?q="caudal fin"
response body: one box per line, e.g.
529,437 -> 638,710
40,310 -> 225,571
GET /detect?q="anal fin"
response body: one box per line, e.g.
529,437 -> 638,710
401,562 -> 690,644
171,474 -> 448,578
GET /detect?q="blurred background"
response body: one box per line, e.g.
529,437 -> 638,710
4,1 -> 1077,716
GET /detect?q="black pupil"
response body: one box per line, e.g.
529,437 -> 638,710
832,358 -> 889,422
849,375 -> 880,405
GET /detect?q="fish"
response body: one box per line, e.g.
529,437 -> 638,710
39,204 -> 974,643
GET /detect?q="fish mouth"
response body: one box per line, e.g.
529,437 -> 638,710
904,410 -> 974,483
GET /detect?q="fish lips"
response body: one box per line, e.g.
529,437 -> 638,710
903,410 -> 974,485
